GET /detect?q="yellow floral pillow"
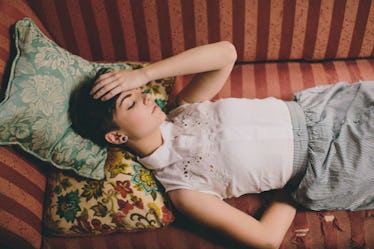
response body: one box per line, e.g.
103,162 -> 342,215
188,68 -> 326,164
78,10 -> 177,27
44,148 -> 174,235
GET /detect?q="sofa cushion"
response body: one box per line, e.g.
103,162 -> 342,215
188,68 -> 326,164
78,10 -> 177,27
44,147 -> 174,236
0,18 -> 174,180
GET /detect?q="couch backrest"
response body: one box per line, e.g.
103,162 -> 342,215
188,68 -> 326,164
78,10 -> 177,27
0,0 -> 50,91
28,0 -> 374,63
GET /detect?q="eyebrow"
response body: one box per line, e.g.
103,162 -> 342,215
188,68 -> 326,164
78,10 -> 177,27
119,93 -> 132,107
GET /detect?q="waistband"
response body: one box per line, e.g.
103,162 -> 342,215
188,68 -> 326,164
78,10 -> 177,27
284,101 -> 309,189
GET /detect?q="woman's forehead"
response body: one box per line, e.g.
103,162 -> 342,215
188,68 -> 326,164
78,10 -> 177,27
115,88 -> 141,105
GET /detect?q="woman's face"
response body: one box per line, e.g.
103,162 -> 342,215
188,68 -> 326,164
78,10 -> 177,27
112,88 -> 166,140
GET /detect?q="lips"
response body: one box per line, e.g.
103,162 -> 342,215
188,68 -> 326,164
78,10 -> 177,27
152,104 -> 157,113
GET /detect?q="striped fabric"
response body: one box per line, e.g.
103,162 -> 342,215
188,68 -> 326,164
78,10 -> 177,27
28,0 -> 374,63
171,58 -> 374,101
0,0 -> 50,90
0,147 -> 46,249
0,1 -> 48,249
42,211 -> 374,249
43,197 -> 374,249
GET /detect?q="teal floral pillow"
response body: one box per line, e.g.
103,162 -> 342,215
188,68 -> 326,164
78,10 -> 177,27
0,18 -> 174,179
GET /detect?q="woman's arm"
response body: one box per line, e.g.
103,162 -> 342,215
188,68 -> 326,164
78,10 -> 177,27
91,41 -> 236,102
169,189 -> 296,249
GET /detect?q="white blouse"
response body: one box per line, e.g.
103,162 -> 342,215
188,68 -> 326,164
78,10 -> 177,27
138,98 -> 294,199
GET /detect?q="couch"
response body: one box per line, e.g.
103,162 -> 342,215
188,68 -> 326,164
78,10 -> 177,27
1,0 -> 374,248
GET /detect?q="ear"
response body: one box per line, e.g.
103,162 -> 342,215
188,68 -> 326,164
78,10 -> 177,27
105,131 -> 127,145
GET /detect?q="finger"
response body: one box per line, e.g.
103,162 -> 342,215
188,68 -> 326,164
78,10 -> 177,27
95,72 -> 116,86
92,81 -> 119,99
101,86 -> 124,101
91,75 -> 119,96
96,72 -> 113,82
90,72 -> 118,94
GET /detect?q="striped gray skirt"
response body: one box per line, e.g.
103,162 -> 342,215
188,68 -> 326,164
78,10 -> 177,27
286,81 -> 374,211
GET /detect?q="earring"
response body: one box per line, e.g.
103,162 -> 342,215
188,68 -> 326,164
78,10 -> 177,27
121,136 -> 128,143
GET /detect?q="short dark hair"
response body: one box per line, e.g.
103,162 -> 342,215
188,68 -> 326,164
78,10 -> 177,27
69,68 -> 119,147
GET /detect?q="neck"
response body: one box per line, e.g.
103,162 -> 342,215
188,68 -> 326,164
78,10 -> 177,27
127,128 -> 163,158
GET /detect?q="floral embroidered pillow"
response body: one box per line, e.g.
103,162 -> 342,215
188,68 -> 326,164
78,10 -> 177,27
44,148 -> 174,235
0,18 -> 174,179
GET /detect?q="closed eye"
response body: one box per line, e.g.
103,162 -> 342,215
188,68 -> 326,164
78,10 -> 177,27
119,93 -> 132,107
128,101 -> 136,110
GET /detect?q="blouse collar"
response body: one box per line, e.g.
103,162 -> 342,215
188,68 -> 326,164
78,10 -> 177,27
137,121 -> 182,170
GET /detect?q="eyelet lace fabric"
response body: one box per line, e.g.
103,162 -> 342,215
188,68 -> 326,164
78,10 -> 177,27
139,98 -> 295,199
168,104 -> 216,129
181,152 -> 226,180
169,104 -> 229,190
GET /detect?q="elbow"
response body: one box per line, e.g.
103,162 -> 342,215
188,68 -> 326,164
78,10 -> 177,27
219,41 -> 237,64
264,237 -> 283,249
258,242 -> 280,249
254,231 -> 283,249
269,243 -> 281,249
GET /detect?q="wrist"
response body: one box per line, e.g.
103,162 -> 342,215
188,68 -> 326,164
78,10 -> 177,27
129,67 -> 150,89
140,66 -> 152,84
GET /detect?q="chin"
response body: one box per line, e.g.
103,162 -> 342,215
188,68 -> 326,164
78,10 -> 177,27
159,112 -> 167,122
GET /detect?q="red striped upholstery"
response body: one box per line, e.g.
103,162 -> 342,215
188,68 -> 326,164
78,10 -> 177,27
28,0 -> 374,62
43,210 -> 374,249
0,0 -> 50,89
0,147 -> 47,249
0,1 -> 48,249
172,59 -> 374,101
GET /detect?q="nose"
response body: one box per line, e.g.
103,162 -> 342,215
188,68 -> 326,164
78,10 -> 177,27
142,93 -> 152,105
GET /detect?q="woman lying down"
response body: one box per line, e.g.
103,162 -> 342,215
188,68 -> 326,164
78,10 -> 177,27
70,41 -> 374,249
